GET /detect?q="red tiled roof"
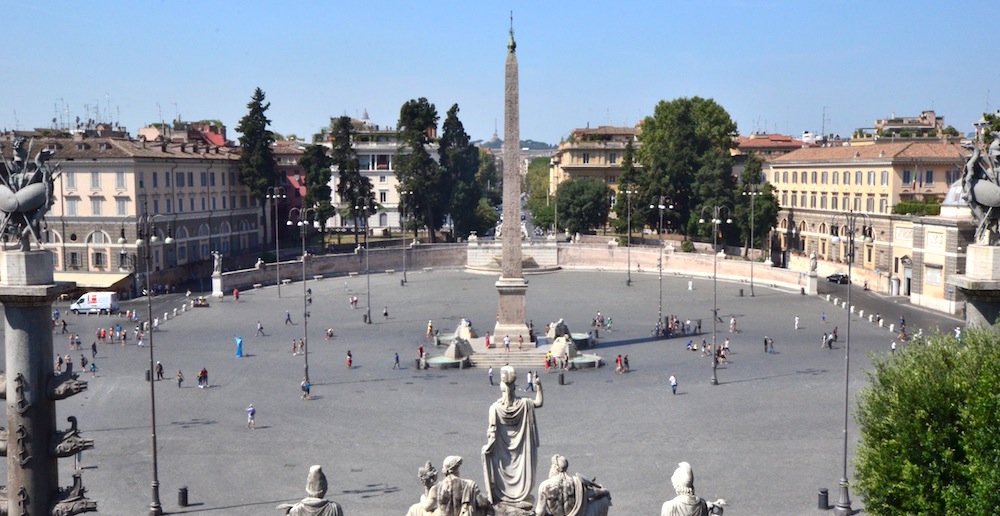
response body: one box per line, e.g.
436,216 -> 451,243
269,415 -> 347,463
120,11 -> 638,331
771,142 -> 967,164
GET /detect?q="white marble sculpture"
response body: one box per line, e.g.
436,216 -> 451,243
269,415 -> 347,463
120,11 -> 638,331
660,462 -> 725,516
421,456 -> 489,516
482,366 -> 543,510
534,454 -> 610,516
406,461 -> 438,516
277,465 -> 344,516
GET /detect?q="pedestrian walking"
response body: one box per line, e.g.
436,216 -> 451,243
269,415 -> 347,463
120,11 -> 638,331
155,361 -> 164,380
669,374 -> 678,395
822,333 -> 828,348
233,288 -> 240,302
517,334 -> 524,351
89,362 -> 97,377
890,341 -> 897,354
832,326 -> 838,342
503,335 -> 510,352
80,354 -> 88,371
61,319 -> 68,334
426,320 -> 434,338
176,370 -> 183,387
794,316 -> 800,330
198,367 -> 208,388
346,351 -> 352,368
301,378 -> 311,399
246,404 -> 256,429
393,352 -> 400,369
525,371 -> 534,392
768,337 -> 775,354
763,336 -> 769,353
91,341 -> 97,359
383,306 -> 389,319
285,311 -> 293,325
488,367 -> 494,386
256,321 -> 265,336
623,355 -> 630,372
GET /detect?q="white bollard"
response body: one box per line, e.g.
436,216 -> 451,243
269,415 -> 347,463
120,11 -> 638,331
859,310 -> 864,318
688,281 -> 693,291
889,323 -> 894,332
173,308 -> 178,317
826,294 -> 831,301
164,312 -> 169,321
850,306 -> 855,314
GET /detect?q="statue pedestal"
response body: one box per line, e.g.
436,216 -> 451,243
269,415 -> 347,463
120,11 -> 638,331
951,244 -> 1000,329
494,277 -> 530,339
212,272 -> 224,299
806,272 -> 818,295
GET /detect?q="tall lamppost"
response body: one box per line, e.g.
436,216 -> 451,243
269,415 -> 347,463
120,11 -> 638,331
829,210 -> 872,516
649,196 -> 673,326
120,211 -> 173,515
399,190 -> 412,285
623,186 -> 637,286
267,186 -> 287,297
288,206 -> 317,379
742,185 -> 761,297
700,205 -> 732,386
355,204 -> 372,324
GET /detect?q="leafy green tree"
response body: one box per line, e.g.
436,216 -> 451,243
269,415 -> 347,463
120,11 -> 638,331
525,157 -> 553,229
236,87 -> 278,211
983,112 -> 1000,146
477,149 -> 502,206
636,97 -> 737,235
611,139 -> 639,233
734,153 -> 779,256
329,116 -> 374,245
555,178 -> 612,234
395,98 -> 445,242
689,148 -> 737,240
438,104 -> 482,239
855,328 -> 1000,514
475,198 -> 498,233
298,144 -> 334,231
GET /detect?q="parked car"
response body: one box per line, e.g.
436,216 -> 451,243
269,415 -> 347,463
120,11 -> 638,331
826,273 -> 850,284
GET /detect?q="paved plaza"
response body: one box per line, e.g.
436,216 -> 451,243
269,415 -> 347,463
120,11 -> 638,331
1,267 -> 960,514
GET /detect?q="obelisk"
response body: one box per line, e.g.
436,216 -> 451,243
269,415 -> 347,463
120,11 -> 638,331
494,16 -> 530,340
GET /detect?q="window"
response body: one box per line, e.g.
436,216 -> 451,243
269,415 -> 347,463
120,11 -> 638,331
925,170 -> 934,185
166,172 -> 171,187
792,171 -> 798,184
210,173 -> 216,187
176,172 -> 184,187
201,172 -> 207,187
902,170 -> 912,185
152,172 -> 158,188
201,198 -> 206,211
116,171 -> 127,189
609,153 -> 618,164
222,196 -> 226,209
881,171 -> 889,186
66,197 -> 78,216
855,171 -> 863,185
821,171 -> 828,184
65,171 -> 76,189
375,155 -> 390,170
782,171 -> 788,183
810,195 -> 817,208
925,265 -> 942,286
811,171 -> 818,184
190,199 -> 195,211
90,171 -> 100,189
379,176 -> 387,183
832,171 -> 838,185
166,199 -> 173,213
820,195 -> 828,209
178,198 -> 184,212
947,169 -> 960,184
801,172 -> 808,185
843,171 -> 850,184
853,197 -> 861,211
791,193 -> 797,207
93,252 -> 106,268
831,195 -> 839,210
379,190 -> 388,203
211,197 -> 216,210
116,198 -> 128,216
866,196 -> 874,212
187,172 -> 194,186
68,252 -> 80,268
138,172 -> 144,189
582,153 -> 590,164
880,198 -> 888,213
868,171 -> 876,186
608,176 -> 617,184
153,199 -> 160,213
781,193 -> 788,206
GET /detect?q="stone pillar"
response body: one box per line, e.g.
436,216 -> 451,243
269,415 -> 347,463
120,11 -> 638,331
951,244 -> 1000,330
0,250 -> 93,514
495,21 -> 530,340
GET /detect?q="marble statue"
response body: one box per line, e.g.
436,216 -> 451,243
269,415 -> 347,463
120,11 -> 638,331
482,366 -> 543,509
809,251 -> 817,273
213,250 -> 223,274
405,461 -> 438,516
962,126 -> 1000,243
277,465 -> 344,516
421,456 -> 489,516
660,462 -> 725,516
534,454 -> 611,516
0,136 -> 61,250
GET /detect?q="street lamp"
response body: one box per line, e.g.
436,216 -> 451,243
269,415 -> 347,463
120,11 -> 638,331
399,190 -> 412,285
742,185 -> 761,297
700,205 -> 732,386
828,210 -> 872,516
120,210 -> 173,515
355,204 -> 372,324
623,187 -> 637,286
267,186 -> 287,297
288,206 -> 317,380
649,196 -> 674,326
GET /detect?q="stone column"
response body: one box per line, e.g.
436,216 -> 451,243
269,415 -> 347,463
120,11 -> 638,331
495,22 -> 531,340
0,250 -> 93,515
951,244 -> 1000,330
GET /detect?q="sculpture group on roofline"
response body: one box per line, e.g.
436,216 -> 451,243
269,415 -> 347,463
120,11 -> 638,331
962,123 -> 1000,244
0,136 -> 61,250
278,366 -> 725,515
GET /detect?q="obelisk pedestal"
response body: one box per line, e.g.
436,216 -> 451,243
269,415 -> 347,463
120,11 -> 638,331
494,20 -> 530,341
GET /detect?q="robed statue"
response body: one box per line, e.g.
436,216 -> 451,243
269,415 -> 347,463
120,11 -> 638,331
534,454 -> 610,516
660,462 -> 725,516
482,365 -> 543,509
277,465 -> 344,516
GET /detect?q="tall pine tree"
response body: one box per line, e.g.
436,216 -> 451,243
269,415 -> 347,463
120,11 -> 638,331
236,87 -> 277,207
299,144 -> 334,231
395,98 -> 444,242
329,116 -> 374,245
438,104 -> 482,239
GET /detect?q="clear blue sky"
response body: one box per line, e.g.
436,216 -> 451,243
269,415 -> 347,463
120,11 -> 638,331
4,1 -> 997,145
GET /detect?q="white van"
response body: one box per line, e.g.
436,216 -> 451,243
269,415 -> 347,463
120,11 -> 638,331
70,292 -> 120,315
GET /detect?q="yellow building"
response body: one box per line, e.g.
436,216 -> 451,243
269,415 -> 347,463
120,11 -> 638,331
548,125 -> 639,197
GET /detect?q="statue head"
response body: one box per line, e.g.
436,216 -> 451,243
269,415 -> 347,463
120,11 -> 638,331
418,461 -> 438,489
671,462 -> 695,496
305,465 -> 328,499
548,454 -> 568,477
500,365 -> 516,384
443,455 -> 463,476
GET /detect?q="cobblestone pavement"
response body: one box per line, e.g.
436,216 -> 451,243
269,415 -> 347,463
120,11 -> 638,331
0,268 -> 960,514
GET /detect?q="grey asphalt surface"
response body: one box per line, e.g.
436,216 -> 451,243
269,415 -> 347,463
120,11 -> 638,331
1,267 -> 961,514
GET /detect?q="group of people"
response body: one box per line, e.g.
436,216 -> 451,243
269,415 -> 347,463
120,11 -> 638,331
661,314 -> 701,338
615,354 -> 630,373
544,351 -> 571,371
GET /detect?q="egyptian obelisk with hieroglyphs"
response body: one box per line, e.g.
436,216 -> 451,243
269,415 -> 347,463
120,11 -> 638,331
494,17 -> 530,340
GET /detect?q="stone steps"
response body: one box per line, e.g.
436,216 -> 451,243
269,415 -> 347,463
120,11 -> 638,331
467,350 -> 548,369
